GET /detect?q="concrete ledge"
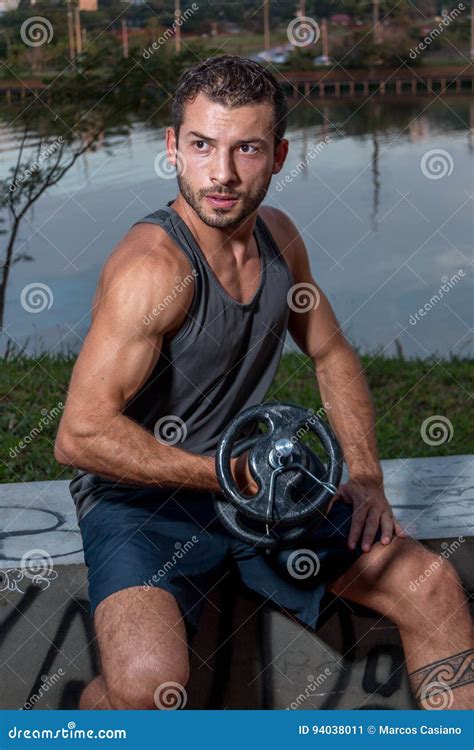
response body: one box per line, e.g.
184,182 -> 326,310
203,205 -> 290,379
1,454 -> 472,569
1,454 -> 473,709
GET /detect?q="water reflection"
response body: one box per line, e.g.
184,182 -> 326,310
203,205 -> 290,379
0,97 -> 472,359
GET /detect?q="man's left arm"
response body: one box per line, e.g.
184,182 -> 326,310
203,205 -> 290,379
270,208 -> 406,551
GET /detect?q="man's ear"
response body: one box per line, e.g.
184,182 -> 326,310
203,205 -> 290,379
273,138 -> 289,175
166,127 -> 178,166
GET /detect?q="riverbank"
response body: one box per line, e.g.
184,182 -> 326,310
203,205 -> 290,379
1,351 -> 471,484
1,64 -> 473,103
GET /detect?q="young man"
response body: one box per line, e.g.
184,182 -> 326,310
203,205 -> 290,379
55,55 -> 473,710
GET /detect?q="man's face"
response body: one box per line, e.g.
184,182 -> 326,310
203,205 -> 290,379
167,93 -> 287,229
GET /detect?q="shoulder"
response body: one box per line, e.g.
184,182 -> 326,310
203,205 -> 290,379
104,221 -> 193,281
92,222 -> 194,335
257,205 -> 303,269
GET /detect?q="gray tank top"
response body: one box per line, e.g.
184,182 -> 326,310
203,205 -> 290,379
70,200 -> 294,521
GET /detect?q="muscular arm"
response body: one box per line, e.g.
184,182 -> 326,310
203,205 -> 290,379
268,208 -> 383,485
315,344 -> 383,485
54,227 -> 222,493
264,208 -> 405,549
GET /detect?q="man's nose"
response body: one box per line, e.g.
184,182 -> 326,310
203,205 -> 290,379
209,150 -> 238,186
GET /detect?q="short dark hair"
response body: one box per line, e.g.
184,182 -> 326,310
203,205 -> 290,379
171,54 -> 288,149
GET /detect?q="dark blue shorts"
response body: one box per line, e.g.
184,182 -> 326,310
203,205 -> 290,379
79,487 -> 379,642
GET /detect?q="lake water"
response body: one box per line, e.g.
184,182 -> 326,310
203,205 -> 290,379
0,96 -> 472,359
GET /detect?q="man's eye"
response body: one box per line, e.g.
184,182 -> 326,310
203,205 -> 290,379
240,144 -> 258,154
193,140 -> 208,150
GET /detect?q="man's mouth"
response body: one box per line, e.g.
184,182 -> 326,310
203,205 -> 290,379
205,194 -> 239,209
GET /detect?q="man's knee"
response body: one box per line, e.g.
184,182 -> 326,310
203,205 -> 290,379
106,656 -> 190,710
403,544 -> 461,601
331,538 -> 464,624
384,540 -> 464,625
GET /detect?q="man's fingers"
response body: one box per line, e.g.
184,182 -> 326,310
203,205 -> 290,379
348,507 -> 369,550
326,494 -> 338,513
394,519 -> 407,537
333,486 -> 348,504
380,510 -> 395,545
361,509 -> 382,552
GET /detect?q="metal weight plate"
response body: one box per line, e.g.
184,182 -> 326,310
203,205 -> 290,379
214,402 -> 343,549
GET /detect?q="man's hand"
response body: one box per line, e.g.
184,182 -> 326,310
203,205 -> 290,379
332,478 -> 407,552
230,451 -> 259,496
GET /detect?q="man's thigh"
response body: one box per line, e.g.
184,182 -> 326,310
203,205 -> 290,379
79,488 -> 232,663
94,586 -> 190,703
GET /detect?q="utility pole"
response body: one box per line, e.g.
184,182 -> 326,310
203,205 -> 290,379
66,0 -> 76,59
321,17 -> 329,59
121,17 -> 129,58
297,0 -> 306,16
373,0 -> 383,44
0,29 -> 11,58
471,0 -> 474,61
74,3 -> 82,55
175,0 -> 181,53
263,0 -> 270,51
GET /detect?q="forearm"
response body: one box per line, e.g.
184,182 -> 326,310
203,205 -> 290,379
56,412 -> 221,492
314,344 -> 383,485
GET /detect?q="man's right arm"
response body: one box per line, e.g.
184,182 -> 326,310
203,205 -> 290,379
54,236 -> 223,493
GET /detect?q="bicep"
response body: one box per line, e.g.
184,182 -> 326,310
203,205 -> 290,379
65,311 -> 162,424
58,258 -> 189,437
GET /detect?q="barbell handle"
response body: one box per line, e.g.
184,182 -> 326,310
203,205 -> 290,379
264,461 -> 339,531
286,462 -> 339,496
265,465 -> 285,531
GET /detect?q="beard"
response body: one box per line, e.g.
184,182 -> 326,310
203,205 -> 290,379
176,170 -> 272,229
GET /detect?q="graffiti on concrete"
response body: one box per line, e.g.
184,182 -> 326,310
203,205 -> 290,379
0,583 -> 99,710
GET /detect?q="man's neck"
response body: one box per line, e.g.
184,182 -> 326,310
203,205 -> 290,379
169,195 -> 258,264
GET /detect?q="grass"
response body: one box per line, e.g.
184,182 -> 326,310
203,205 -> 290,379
0,351 -> 472,485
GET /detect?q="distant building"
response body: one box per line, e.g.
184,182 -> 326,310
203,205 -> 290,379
79,0 -> 98,10
330,13 -> 352,26
13,0 -> 97,6
0,0 -> 20,13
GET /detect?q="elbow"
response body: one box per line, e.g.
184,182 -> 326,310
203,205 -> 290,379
54,427 -> 79,466
313,338 -> 356,371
